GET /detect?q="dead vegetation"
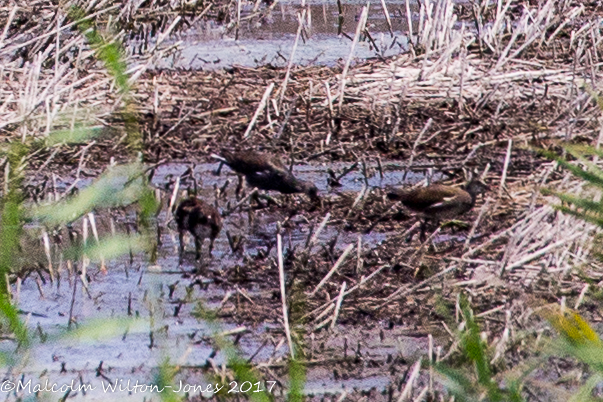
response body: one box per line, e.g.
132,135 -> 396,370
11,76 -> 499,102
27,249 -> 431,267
3,0 -> 603,400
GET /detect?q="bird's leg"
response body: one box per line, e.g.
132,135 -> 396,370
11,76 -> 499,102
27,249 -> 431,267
195,237 -> 204,261
419,219 -> 428,243
252,191 -> 268,209
178,229 -> 185,265
208,236 -> 216,258
235,175 -> 244,200
214,161 -> 224,176
247,207 -> 256,226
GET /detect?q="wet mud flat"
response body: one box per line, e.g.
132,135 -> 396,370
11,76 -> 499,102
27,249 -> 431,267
12,160 -> 459,401
7,0 -> 603,400
16,59 -> 561,402
15,248 -> 426,401
13,147 -> 562,400
16,55 -> 587,402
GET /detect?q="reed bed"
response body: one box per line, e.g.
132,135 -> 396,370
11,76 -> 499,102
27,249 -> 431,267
4,0 -> 603,400
129,1 -> 603,399
0,0 -> 225,149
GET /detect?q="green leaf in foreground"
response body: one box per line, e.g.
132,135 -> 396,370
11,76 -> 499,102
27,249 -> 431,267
435,296 -> 527,402
193,303 -> 274,402
0,142 -> 29,347
43,126 -> 102,147
34,163 -> 146,225
62,234 -> 146,262
56,317 -> 148,343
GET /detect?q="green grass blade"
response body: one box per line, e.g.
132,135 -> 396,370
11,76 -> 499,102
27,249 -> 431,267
34,164 -> 145,225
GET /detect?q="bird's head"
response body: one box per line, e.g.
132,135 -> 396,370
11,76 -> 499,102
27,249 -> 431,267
298,180 -> 320,202
464,179 -> 489,197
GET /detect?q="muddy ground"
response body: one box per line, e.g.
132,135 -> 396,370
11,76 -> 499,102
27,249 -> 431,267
7,0 -> 603,401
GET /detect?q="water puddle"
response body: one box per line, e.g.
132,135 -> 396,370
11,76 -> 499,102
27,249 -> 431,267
142,1 -> 415,69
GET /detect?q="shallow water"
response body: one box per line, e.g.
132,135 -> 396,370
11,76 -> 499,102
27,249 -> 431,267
141,0 -> 415,69
11,160 -> 432,400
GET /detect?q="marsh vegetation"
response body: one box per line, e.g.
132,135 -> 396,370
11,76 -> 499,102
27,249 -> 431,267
3,0 -> 603,401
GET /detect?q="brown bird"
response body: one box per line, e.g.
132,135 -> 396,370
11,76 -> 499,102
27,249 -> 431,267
211,150 -> 319,201
174,197 -> 222,264
386,179 -> 489,242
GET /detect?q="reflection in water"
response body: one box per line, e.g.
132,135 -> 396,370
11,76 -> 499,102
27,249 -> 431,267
137,1 -> 416,69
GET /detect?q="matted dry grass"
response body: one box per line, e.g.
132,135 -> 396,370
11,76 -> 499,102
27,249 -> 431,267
4,0 -> 603,400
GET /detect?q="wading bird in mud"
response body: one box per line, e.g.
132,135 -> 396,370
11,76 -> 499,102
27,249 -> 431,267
174,197 -> 222,265
386,179 -> 489,242
211,149 -> 319,202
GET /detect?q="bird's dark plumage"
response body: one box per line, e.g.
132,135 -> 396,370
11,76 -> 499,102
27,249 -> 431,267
174,197 -> 222,264
217,150 -> 319,200
387,179 -> 488,241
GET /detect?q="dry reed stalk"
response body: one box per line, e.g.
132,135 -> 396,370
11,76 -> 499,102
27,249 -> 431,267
0,5 -> 18,49
458,30 -> 467,114
481,0 -> 512,53
151,16 -> 181,51
0,1 -> 183,152
243,83 -> 275,139
323,81 -> 334,144
329,281 -> 346,330
168,177 -> 180,212
42,230 -> 54,283
494,0 -> 556,71
3,5 -> 121,55
408,227 -> 441,269
235,0 -> 241,40
277,10 -> 306,107
349,185 -> 367,212
15,277 -> 21,303
276,234 -> 295,359
216,326 -> 248,338
428,333 -> 433,396
222,188 -> 259,217
397,358 -> 421,402
462,207 -> 548,259
334,1 -> 589,114
68,274 -> 77,330
310,243 -> 354,297
404,0 -> 413,48
498,139 -> 513,198
88,212 -> 106,274
379,264 -> 457,307
574,284 -> 589,309
81,217 -> 89,287
2,163 -> 7,195
404,118 -> 432,180
412,387 -> 429,402
337,5 -> 369,111
307,213 -> 330,249
379,0 -> 393,37
313,302 -> 334,323
356,235 -> 363,275
545,6 -> 585,47
462,198 -> 490,253
502,233 -> 582,276
421,29 -> 466,80
303,263 -> 390,321
490,310 -> 511,364
335,391 -> 347,402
